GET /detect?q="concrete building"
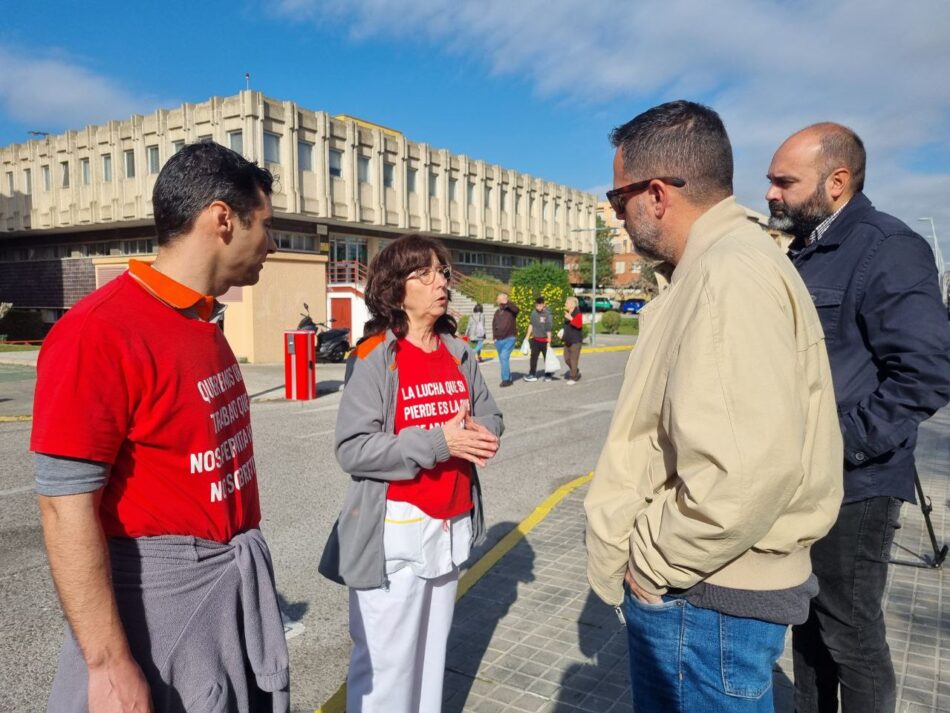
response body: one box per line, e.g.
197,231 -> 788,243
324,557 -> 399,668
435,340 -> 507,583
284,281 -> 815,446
0,91 -> 598,361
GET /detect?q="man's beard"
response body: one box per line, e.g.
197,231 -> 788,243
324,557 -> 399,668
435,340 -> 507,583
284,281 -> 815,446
768,183 -> 832,241
626,201 -> 669,263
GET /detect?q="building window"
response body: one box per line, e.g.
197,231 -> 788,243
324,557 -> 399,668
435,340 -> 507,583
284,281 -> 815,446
263,132 -> 280,163
23,168 -> 31,195
198,134 -> 213,143
147,145 -> 160,174
383,162 -> 395,188
501,188 -> 508,213
228,130 -> 243,156
80,158 -> 90,185
102,154 -> 112,182
41,165 -> 50,191
124,150 -> 135,179
357,156 -> 371,184
5,172 -> 12,195
172,140 -> 185,154
298,141 -> 313,171
272,230 -> 317,253
328,149 -> 343,178
543,201 -> 549,221
467,181 -> 475,206
615,262 -> 625,275
554,203 -> 560,223
60,161 -> 70,188
484,185 -> 492,210
449,178 -> 458,203
123,239 -> 154,255
407,167 -> 417,193
428,170 -> 438,197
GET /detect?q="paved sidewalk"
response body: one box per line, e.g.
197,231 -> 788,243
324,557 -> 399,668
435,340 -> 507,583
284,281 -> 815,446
439,406 -> 950,713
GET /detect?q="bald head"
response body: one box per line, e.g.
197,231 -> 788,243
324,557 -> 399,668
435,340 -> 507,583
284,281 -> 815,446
784,123 -> 866,194
766,123 -> 866,240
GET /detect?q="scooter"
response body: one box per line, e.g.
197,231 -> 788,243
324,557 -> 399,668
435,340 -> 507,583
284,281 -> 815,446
297,303 -> 351,363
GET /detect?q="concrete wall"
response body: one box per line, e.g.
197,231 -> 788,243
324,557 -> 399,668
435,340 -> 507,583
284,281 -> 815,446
0,92 -> 598,254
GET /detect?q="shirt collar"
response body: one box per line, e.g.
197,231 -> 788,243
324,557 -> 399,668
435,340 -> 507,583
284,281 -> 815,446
128,259 -> 222,322
807,199 -> 850,245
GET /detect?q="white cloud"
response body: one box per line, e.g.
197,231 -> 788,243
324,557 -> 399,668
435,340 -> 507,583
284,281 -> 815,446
0,46 -> 175,130
275,0 -> 950,254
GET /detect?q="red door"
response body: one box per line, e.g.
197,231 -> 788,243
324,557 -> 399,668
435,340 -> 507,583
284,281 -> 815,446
330,297 -> 352,334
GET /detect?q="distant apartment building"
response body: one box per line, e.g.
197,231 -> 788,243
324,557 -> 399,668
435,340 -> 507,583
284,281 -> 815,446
0,91 -> 597,361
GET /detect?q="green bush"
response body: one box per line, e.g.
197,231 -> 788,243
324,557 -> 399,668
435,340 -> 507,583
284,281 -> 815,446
0,308 -> 48,340
599,310 -> 621,334
510,262 -> 573,341
457,314 -> 470,336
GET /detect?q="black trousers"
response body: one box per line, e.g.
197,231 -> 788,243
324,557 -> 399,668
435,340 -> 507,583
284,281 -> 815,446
792,496 -> 902,713
529,339 -> 548,376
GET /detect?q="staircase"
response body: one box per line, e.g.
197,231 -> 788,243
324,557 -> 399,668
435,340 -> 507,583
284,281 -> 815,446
450,292 -> 498,334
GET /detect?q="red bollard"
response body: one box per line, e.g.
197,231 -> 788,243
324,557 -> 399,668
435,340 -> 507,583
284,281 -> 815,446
284,330 -> 317,400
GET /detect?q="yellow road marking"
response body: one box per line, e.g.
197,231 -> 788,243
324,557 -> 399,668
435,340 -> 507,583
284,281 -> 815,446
314,471 -> 594,713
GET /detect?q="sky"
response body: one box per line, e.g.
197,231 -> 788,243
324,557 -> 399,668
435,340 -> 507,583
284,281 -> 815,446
1,0 -> 948,258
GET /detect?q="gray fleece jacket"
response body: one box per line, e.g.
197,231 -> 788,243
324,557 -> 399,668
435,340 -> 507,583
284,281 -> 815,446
319,330 -> 504,589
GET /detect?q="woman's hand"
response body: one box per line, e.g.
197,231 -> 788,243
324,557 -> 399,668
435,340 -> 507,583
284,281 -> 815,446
441,401 -> 499,466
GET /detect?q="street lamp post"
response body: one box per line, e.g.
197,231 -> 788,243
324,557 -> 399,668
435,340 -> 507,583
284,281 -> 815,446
918,217 -> 947,303
571,225 -> 618,347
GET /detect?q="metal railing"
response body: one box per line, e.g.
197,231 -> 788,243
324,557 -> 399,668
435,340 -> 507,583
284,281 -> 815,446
328,260 -> 368,286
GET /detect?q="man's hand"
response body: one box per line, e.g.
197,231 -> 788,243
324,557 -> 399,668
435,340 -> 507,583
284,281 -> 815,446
88,656 -> 154,713
625,566 -> 663,604
496,293 -> 508,307
39,492 -> 154,713
442,401 -> 499,466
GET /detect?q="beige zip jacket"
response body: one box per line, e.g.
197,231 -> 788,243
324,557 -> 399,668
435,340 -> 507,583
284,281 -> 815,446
585,197 -> 843,606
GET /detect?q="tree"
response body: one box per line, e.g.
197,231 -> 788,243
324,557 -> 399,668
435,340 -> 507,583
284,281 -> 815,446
636,261 -> 659,295
509,261 -> 573,342
577,215 -> 615,289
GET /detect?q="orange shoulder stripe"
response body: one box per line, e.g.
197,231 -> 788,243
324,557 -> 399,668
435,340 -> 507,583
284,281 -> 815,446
355,333 -> 386,360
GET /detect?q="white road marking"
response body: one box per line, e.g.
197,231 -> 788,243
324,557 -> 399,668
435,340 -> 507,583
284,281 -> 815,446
0,485 -> 33,497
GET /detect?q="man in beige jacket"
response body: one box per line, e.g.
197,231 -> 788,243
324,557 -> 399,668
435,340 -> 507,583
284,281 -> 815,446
585,101 -> 843,712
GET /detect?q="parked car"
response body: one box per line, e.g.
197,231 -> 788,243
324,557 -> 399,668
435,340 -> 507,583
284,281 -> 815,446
620,298 -> 647,314
578,296 -> 615,312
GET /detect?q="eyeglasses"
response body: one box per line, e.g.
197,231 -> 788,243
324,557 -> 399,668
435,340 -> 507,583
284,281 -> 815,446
407,265 -> 452,285
605,176 -> 686,215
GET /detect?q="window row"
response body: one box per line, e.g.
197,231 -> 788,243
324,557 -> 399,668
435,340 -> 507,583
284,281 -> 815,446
0,238 -> 155,262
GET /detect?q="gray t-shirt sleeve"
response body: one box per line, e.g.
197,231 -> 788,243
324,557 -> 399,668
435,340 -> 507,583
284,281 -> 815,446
34,453 -> 110,496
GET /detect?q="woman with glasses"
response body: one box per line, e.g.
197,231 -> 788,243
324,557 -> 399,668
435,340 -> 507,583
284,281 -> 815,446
319,233 -> 504,713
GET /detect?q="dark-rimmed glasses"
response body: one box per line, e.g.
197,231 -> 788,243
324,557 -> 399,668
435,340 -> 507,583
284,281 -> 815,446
606,176 -> 686,215
407,265 -> 452,285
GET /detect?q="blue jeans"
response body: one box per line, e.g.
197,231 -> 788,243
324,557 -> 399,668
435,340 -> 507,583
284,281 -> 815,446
621,590 -> 787,713
792,496 -> 901,713
495,336 -> 516,381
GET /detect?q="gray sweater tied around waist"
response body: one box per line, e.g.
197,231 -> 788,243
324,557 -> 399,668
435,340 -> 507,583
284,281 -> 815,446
47,528 -> 289,713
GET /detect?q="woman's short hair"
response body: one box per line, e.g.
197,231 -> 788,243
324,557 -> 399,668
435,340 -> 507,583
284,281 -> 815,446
473,303 -> 483,313
363,233 -> 457,338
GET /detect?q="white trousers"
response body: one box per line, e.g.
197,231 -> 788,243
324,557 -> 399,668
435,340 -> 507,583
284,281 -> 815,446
347,566 -> 459,713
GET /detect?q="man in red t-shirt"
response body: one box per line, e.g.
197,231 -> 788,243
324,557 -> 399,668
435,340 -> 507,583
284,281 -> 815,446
31,142 -> 287,713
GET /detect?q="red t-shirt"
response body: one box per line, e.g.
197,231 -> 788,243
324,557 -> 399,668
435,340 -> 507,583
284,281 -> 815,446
30,273 -> 261,542
386,339 -> 473,518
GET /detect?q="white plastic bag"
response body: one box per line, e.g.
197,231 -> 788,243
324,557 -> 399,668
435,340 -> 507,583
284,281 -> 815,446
520,337 -> 530,356
544,347 -> 561,373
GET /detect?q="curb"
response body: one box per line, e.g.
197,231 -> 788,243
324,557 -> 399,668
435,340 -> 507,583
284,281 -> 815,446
478,344 -> 632,359
314,471 -> 595,713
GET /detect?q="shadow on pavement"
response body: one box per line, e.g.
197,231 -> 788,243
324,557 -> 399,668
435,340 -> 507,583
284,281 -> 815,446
443,522 -> 535,713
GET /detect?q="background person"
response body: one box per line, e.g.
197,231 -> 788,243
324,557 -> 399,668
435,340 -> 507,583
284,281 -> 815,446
466,303 -> 487,362
767,123 -> 950,713
491,292 -> 519,387
30,142 -> 288,713
318,234 -> 503,713
585,100 -> 842,713
524,295 -> 553,382
562,296 -> 584,384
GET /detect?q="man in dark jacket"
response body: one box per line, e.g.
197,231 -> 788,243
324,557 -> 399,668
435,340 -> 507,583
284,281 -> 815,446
492,292 -> 519,387
767,122 -> 950,713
